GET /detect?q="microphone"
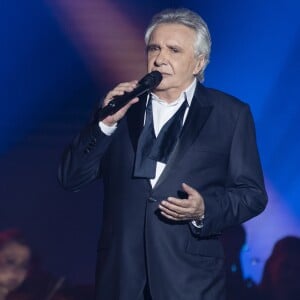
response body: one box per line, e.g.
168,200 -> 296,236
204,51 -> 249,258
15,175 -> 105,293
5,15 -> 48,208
97,71 -> 162,120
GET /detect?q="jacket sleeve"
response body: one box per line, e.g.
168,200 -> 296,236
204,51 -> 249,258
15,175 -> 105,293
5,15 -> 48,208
190,105 -> 268,237
58,121 -> 113,192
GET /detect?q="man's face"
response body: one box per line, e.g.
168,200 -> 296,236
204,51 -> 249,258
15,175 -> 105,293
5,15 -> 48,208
147,23 -> 204,101
0,242 -> 30,296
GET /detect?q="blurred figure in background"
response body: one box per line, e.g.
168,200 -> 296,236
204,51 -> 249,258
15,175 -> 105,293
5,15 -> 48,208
258,236 -> 300,300
0,229 -> 31,300
220,225 -> 258,300
0,229 -> 93,300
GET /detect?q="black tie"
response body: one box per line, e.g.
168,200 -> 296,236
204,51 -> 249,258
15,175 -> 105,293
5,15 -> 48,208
134,97 -> 188,178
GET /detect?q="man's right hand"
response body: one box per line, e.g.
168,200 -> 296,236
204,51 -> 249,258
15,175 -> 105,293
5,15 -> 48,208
101,80 -> 139,126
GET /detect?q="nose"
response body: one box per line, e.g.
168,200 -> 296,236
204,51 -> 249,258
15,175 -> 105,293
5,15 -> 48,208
154,50 -> 167,66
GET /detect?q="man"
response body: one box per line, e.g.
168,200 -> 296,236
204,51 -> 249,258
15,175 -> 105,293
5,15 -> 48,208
58,8 -> 267,300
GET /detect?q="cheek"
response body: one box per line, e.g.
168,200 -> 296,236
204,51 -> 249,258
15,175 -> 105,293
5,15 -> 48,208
17,270 -> 28,284
173,59 -> 190,74
0,270 -> 26,292
0,271 -> 7,283
11,271 -> 28,288
147,55 -> 154,67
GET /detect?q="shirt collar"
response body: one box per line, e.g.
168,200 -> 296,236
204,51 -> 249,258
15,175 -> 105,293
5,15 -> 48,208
150,79 -> 197,107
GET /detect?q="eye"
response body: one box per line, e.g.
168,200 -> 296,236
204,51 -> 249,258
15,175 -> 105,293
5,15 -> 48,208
146,45 -> 159,53
170,47 -> 179,53
5,257 -> 16,266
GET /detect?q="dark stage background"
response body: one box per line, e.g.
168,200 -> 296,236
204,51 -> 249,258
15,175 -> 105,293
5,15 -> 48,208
1,0 -> 299,290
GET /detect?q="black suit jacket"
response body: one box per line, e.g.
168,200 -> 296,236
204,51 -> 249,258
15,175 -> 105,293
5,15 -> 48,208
58,83 -> 267,300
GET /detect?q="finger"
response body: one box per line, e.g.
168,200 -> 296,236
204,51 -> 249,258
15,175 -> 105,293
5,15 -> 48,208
106,85 -> 135,98
159,204 -> 185,218
113,97 -> 139,116
160,211 -> 180,221
115,81 -> 138,92
101,97 -> 139,126
161,200 -> 191,213
124,97 -> 139,108
104,90 -> 125,103
166,197 -> 191,208
162,198 -> 203,218
113,85 -> 136,94
117,80 -> 138,87
163,203 -> 194,219
104,81 -> 138,103
160,209 -> 183,220
105,99 -> 137,122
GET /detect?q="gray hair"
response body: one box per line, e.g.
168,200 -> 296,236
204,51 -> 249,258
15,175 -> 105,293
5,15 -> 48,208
145,8 -> 211,82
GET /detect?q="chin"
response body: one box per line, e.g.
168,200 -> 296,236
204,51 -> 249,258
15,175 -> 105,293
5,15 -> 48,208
154,83 -> 169,92
156,77 -> 173,88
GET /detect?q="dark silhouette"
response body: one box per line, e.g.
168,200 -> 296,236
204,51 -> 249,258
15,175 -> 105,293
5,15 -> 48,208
258,236 -> 300,300
221,225 -> 258,300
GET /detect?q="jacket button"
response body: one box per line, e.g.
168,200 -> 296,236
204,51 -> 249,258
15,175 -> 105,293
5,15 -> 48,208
148,197 -> 157,202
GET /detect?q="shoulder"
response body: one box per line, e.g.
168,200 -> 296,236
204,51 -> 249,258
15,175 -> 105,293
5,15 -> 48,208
196,83 -> 249,112
194,83 -> 253,128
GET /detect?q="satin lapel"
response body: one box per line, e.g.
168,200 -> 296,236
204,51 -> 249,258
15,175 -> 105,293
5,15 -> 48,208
126,94 -> 148,153
153,84 -> 213,190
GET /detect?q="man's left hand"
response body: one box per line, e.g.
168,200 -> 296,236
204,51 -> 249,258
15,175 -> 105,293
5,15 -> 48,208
158,183 -> 205,221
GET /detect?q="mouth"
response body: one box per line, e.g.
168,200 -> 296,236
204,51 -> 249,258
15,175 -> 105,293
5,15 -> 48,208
1,281 -> 20,290
159,73 -> 172,79
0,284 -> 11,294
151,70 -> 171,76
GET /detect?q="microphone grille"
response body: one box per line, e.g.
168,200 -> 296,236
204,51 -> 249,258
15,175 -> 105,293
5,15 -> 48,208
139,71 -> 162,90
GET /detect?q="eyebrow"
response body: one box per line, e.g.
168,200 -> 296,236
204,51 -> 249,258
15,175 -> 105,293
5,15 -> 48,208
146,43 -> 183,51
167,44 -> 183,50
146,43 -> 160,50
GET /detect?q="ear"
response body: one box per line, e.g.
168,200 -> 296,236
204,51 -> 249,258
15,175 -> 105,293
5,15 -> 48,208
193,55 -> 205,75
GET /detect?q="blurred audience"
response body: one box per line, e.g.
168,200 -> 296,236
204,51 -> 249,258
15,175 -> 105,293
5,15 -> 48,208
258,236 -> 300,300
2,227 -> 299,299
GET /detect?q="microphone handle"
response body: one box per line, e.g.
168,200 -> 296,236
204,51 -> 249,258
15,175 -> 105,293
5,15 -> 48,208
97,84 -> 149,121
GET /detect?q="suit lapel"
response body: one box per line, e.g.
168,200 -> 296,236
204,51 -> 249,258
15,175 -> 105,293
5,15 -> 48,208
127,94 -> 153,189
153,83 -> 213,190
126,94 -> 148,152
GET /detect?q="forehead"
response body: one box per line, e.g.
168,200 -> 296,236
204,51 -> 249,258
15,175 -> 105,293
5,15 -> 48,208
149,23 -> 196,46
0,242 -> 30,263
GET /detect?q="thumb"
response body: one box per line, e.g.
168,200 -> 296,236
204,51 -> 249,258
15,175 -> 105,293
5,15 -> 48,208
182,182 -> 198,196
